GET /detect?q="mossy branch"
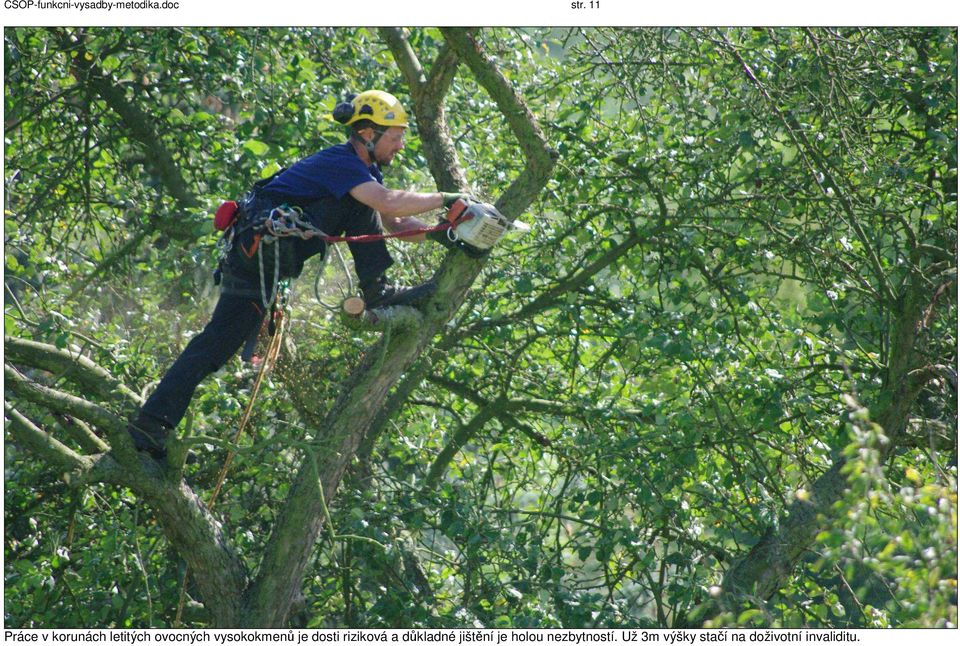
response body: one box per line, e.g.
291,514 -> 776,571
4,402 -> 92,473
4,335 -> 142,408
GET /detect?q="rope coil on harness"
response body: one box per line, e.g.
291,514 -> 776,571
257,229 -> 282,311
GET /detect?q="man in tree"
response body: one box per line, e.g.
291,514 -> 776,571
128,89 -> 467,463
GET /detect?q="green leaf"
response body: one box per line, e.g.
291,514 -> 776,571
243,139 -> 270,156
260,161 -> 282,179
101,55 -> 121,72
737,608 -> 763,625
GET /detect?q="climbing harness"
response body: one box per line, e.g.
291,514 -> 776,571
264,203 -> 319,239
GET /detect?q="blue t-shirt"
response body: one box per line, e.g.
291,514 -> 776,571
262,142 -> 383,203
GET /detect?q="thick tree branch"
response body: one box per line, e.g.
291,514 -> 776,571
382,27 -> 427,88
56,414 -> 111,454
441,28 -> 559,217
5,403 -> 92,473
5,335 -> 142,408
141,480 -> 250,626
5,346 -> 250,626
246,337 -> 425,626
5,363 -> 129,434
346,30 -> 475,472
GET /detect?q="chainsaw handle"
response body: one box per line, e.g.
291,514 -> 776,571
445,197 -> 471,225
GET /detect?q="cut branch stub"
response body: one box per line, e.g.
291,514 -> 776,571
342,297 -> 365,317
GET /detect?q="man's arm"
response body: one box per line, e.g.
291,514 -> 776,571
350,181 -> 443,218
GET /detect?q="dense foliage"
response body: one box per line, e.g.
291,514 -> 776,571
4,27 -> 957,629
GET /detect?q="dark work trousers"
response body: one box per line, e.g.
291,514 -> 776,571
136,190 -> 395,432
139,293 -> 264,430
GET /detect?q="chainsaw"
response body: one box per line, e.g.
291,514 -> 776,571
444,198 -> 530,252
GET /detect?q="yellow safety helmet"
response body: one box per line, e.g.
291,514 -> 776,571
333,90 -> 409,129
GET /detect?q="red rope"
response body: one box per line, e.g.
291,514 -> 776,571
318,220 -> 452,244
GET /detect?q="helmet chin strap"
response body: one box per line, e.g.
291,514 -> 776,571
358,128 -> 386,165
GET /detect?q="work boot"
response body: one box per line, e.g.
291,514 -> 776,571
127,414 -> 170,463
362,275 -> 437,309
